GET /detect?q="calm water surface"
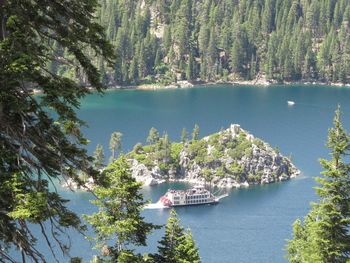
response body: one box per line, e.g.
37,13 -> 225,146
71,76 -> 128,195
41,85 -> 350,262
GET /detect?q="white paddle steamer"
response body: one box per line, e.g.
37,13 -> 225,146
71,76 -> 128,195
159,185 -> 224,207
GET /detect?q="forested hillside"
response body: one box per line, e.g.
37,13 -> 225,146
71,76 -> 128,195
57,0 -> 350,85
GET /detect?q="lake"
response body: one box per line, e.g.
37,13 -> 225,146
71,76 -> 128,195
37,84 -> 350,262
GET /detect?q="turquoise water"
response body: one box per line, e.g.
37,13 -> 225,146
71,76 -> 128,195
33,85 -> 350,262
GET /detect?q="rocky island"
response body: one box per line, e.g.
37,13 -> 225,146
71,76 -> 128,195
128,124 -> 300,188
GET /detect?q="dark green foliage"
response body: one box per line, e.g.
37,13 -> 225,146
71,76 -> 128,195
188,140 -> 207,165
156,132 -> 171,164
109,131 -> 123,161
86,0 -> 350,85
286,107 -> 350,262
70,257 -> 83,263
228,139 -> 252,160
176,230 -> 201,263
229,162 -> 244,181
170,143 -> 183,168
154,210 -> 201,263
0,0 -> 113,261
84,156 -> 160,262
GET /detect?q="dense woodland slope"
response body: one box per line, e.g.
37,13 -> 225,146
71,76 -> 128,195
54,0 -> 350,85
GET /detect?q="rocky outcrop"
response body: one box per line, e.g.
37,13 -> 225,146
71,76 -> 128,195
129,124 -> 300,187
130,160 -> 166,186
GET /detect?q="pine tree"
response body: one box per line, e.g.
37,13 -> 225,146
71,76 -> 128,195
129,56 -> 139,84
230,29 -> 245,76
192,124 -> 200,141
114,28 -> 125,83
265,32 -> 278,79
186,52 -> 195,80
163,25 -> 172,56
303,47 -> 317,80
261,0 -> 275,34
176,230 -> 201,263
181,128 -> 188,143
155,210 -> 201,263
162,133 -> 171,163
109,131 -> 123,161
157,209 -> 185,262
207,26 -> 218,78
84,156 -> 159,262
154,50 -> 161,72
317,31 -> 333,81
174,0 -> 192,59
147,127 -> 160,145
198,24 -> 210,56
293,32 -> 306,79
286,106 -> 350,262
138,42 -> 147,79
314,107 -> 350,261
286,212 -> 324,262
93,144 -> 105,170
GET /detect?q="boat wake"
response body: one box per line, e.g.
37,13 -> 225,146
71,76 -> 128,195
144,201 -> 169,209
216,193 -> 229,201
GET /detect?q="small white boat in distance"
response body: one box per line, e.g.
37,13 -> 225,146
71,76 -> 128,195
287,101 -> 295,106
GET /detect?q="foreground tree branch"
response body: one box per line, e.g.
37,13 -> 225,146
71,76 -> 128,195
0,0 -> 114,262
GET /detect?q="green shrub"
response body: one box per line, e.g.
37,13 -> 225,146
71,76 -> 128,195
226,140 -> 238,149
188,140 -> 207,164
134,153 -> 147,163
211,148 -> 224,159
159,162 -> 169,173
133,143 -> 143,154
215,166 -> 226,177
171,143 -> 183,161
244,147 -> 253,157
208,134 -> 220,146
247,173 -> 260,183
235,140 -> 252,158
142,145 -> 153,153
253,138 -> 264,148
